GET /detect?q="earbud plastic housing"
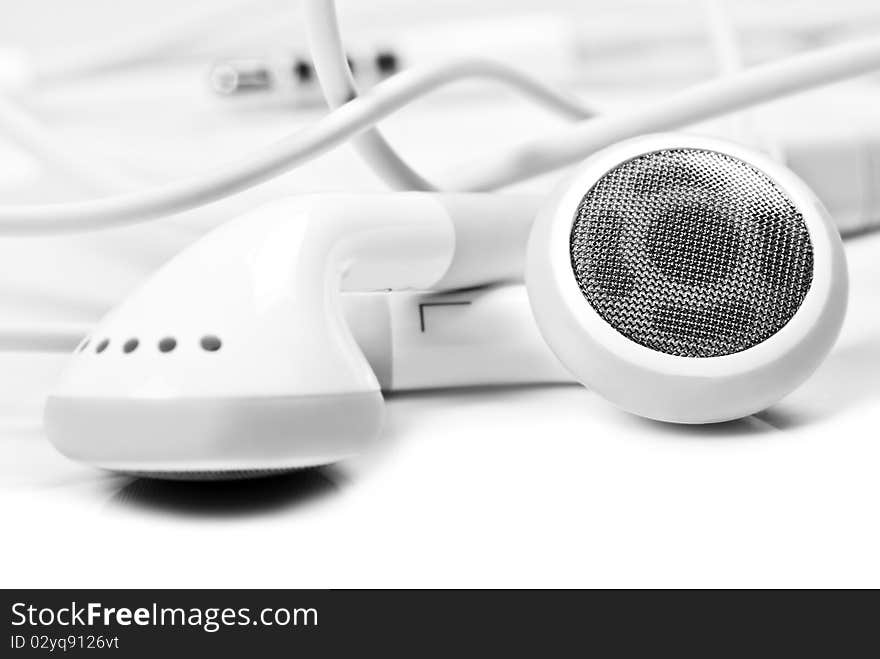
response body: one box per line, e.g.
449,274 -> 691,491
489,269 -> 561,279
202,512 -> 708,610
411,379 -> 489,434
44,193 -> 538,477
526,134 -> 848,423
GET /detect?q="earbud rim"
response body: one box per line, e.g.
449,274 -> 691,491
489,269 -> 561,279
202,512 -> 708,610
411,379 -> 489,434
526,133 -> 848,422
44,391 -> 384,475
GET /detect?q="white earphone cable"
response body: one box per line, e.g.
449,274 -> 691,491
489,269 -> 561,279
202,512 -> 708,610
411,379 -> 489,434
304,0 -> 438,191
303,0 -> 594,191
449,35 -> 880,191
0,57 -> 597,235
0,0 -> 288,193
0,325 -> 88,353
701,0 -> 744,76
0,21 -> 879,232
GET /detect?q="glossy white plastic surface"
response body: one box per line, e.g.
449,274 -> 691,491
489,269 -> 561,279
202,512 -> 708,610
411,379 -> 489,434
44,193 -> 539,474
343,287 -> 571,391
526,134 -> 849,423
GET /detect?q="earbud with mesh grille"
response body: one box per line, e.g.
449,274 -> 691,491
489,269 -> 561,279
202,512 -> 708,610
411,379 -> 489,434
43,134 -> 848,478
527,133 -> 848,423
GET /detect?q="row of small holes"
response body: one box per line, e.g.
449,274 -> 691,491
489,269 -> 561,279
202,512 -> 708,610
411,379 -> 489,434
78,336 -> 222,354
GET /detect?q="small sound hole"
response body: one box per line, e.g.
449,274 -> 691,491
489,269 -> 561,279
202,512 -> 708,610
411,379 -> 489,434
200,335 -> 222,352
158,337 -> 177,353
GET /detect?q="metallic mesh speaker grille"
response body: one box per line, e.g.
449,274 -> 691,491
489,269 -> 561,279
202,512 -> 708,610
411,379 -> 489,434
570,148 -> 814,358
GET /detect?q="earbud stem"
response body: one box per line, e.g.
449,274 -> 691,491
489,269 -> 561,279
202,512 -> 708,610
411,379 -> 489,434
343,286 -> 572,391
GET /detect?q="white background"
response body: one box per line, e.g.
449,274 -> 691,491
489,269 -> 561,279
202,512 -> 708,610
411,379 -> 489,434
1,1 -> 880,588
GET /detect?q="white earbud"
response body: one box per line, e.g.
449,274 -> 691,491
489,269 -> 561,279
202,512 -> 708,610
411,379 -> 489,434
45,134 -> 848,477
44,193 -> 539,476
526,134 -> 848,423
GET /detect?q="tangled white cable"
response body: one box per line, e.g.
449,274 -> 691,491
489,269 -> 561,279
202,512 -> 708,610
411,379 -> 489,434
0,2 -> 877,233
0,57 -> 597,235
